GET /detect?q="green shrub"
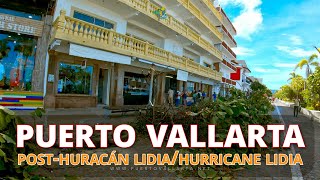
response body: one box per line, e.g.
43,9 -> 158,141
0,107 -> 45,179
134,83 -> 275,178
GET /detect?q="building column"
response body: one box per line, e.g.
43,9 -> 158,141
177,80 -> 183,92
155,73 -> 166,105
148,65 -> 155,105
32,15 -> 53,92
208,85 -> 213,100
110,64 -> 124,106
183,81 -> 187,92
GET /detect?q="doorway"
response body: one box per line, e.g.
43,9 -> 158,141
98,69 -> 109,105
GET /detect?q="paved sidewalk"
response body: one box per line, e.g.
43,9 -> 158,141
274,100 -> 320,179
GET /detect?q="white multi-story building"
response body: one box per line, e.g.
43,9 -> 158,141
213,6 -> 238,96
44,0 -> 242,108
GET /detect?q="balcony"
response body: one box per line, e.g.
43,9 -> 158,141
117,0 -> 222,60
199,0 -> 222,23
222,77 -> 236,86
216,7 -> 236,35
177,0 -> 223,40
218,25 -> 237,47
222,41 -> 237,59
222,59 -> 237,72
51,10 -> 223,82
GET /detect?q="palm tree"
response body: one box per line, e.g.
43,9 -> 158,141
295,54 -> 319,77
287,72 -> 297,82
13,37 -> 35,90
314,46 -> 320,54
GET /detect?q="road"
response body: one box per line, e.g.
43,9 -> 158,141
235,100 -> 320,179
273,100 -> 320,180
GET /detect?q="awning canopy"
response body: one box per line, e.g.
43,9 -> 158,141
69,43 -> 132,65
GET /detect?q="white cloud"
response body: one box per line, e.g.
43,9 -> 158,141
275,45 -> 317,57
289,35 -> 303,45
218,0 -> 263,40
253,67 -> 280,73
282,34 -> 303,45
232,46 -> 255,56
273,63 -> 296,68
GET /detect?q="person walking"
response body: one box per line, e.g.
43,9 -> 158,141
168,88 -> 174,106
202,91 -> 206,100
182,91 -> 187,106
197,90 -> 202,101
293,98 -> 300,117
213,92 -> 217,102
192,90 -> 197,104
175,90 -> 181,106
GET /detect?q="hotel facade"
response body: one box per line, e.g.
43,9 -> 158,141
0,0 -> 249,109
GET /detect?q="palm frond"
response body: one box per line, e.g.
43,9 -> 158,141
310,61 -> 319,67
295,59 -> 308,70
314,46 -> 320,54
308,54 -> 318,63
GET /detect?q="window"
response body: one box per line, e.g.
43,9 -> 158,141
0,8 -> 41,20
0,31 -> 37,91
204,62 -> 211,68
73,11 -> 114,29
58,62 -> 93,95
123,72 -> 149,105
187,82 -> 195,93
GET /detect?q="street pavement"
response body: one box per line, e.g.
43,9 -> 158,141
19,102 -> 320,179
273,100 -> 320,180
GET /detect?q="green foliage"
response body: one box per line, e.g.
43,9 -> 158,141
134,85 -> 275,178
275,85 -> 296,101
295,54 -> 318,77
290,75 -> 306,101
0,107 -> 44,179
250,81 -> 272,97
304,67 -> 320,110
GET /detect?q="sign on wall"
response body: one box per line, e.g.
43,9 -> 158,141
177,70 -> 188,82
0,13 -> 44,37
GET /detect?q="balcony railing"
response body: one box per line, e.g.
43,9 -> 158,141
117,0 -> 222,60
51,10 -> 223,82
216,7 -> 236,35
222,41 -> 237,59
219,25 -> 237,47
222,77 -> 236,86
177,0 -> 223,40
222,59 -> 237,71
200,0 -> 222,22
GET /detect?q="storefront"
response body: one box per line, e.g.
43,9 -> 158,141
0,7 -> 49,110
123,72 -> 150,105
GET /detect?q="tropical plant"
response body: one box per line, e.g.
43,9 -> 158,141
0,107 -> 45,178
134,82 -> 275,178
287,72 -> 297,82
13,36 -> 36,90
314,46 -> 320,54
294,54 -> 319,77
274,85 -> 295,101
303,67 -> 320,110
290,75 -> 305,98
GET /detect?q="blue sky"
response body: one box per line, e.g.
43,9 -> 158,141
219,0 -> 320,90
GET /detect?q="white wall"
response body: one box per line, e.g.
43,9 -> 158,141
200,56 -> 214,67
184,49 -> 200,62
220,65 -> 234,79
163,39 -> 184,56
54,0 -> 127,34
126,25 -> 164,48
